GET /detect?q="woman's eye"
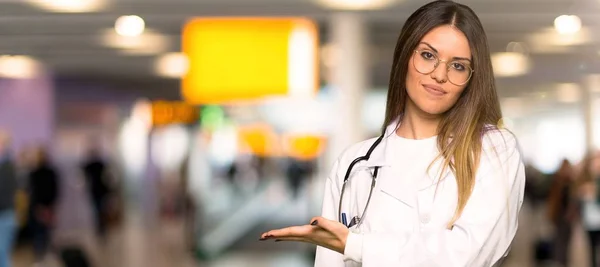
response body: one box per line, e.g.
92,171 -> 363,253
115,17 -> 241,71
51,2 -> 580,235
451,62 -> 466,71
420,51 -> 435,60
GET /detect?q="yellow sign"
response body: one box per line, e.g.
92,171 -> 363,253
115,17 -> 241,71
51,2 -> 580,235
237,123 -> 280,157
285,134 -> 326,160
182,17 -> 319,104
151,101 -> 199,126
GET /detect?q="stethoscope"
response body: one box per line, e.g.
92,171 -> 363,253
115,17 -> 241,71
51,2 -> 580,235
338,134 -> 384,229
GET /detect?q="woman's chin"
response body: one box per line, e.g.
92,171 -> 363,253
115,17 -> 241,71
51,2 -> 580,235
414,103 -> 450,117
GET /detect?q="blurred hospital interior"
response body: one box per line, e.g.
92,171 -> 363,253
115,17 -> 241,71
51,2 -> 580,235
0,0 -> 599,267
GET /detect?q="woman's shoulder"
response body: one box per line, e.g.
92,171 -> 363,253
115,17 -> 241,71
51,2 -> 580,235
478,125 -> 523,177
337,136 -> 382,163
481,125 -> 519,154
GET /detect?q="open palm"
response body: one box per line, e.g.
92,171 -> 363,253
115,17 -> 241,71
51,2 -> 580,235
260,216 -> 349,254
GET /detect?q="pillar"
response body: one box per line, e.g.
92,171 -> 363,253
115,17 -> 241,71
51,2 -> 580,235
583,74 -> 600,152
312,12 -> 371,214
328,12 -> 370,163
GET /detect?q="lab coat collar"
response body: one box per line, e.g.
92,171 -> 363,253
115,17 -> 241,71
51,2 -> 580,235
361,120 -> 399,168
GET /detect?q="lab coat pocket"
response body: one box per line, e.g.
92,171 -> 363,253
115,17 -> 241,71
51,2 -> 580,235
376,169 -> 417,233
378,169 -> 417,207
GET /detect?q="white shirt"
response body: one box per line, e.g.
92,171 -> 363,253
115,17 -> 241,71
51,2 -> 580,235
314,123 -> 526,267
387,133 -> 438,186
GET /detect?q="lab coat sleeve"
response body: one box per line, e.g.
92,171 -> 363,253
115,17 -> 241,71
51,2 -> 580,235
344,133 -> 525,267
314,158 -> 346,267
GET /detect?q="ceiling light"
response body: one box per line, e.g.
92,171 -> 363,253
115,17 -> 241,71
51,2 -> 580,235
115,15 -> 145,37
26,0 -> 105,12
491,52 -> 531,77
554,15 -> 581,35
154,52 -> 189,78
527,27 -> 591,52
0,55 -> 41,79
100,29 -> 169,55
506,42 -> 529,55
313,0 -> 398,10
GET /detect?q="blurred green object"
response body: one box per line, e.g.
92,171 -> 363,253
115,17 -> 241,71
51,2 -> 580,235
200,105 -> 226,131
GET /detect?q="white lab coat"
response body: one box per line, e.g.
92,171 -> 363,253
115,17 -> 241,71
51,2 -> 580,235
314,123 -> 526,267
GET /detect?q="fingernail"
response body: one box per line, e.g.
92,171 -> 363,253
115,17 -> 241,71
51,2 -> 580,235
311,220 -> 318,226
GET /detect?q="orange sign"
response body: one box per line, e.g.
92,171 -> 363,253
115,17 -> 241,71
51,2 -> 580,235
151,101 -> 199,126
237,123 -> 280,157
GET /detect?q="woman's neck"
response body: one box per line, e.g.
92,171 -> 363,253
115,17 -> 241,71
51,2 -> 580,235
396,100 -> 441,140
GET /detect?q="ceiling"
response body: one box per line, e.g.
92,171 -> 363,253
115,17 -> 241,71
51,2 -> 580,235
1,0 -> 599,100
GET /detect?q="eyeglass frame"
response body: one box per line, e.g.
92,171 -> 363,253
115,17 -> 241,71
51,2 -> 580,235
412,49 -> 475,86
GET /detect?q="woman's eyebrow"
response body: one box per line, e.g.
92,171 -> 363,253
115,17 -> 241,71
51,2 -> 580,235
453,56 -> 472,63
419,41 -> 472,63
420,42 -> 438,53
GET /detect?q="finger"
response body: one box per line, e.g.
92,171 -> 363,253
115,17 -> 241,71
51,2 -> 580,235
311,216 -> 341,233
273,236 -> 307,243
260,225 -> 310,240
309,216 -> 323,225
274,236 -> 333,248
274,234 -> 345,253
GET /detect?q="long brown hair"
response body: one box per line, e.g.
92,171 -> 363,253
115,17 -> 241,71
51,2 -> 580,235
382,0 -> 502,227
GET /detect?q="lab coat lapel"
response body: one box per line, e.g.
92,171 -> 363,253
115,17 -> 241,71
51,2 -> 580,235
362,120 -> 399,168
364,125 -> 418,208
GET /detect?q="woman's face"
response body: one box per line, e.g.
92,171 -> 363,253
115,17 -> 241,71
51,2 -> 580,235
405,25 -> 472,116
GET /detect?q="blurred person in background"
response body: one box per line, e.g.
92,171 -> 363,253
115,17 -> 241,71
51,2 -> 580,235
27,146 -> 60,264
180,155 -> 197,251
80,140 -> 111,240
286,159 -> 315,199
14,146 -> 35,234
0,130 -> 17,267
546,159 -> 577,267
524,163 -> 546,207
261,1 -> 525,266
579,152 -> 600,267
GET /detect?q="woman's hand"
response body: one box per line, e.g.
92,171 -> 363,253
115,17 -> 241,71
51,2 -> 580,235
260,216 -> 349,254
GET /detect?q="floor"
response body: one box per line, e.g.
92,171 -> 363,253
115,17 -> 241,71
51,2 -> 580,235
10,171 -> 314,267
10,172 -> 593,267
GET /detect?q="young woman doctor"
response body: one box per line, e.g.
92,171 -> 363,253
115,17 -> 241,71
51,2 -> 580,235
260,1 -> 526,266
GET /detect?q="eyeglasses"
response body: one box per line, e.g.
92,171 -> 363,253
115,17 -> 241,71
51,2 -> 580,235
412,49 -> 474,86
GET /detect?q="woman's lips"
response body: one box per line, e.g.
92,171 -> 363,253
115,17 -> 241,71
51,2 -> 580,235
422,84 -> 447,96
